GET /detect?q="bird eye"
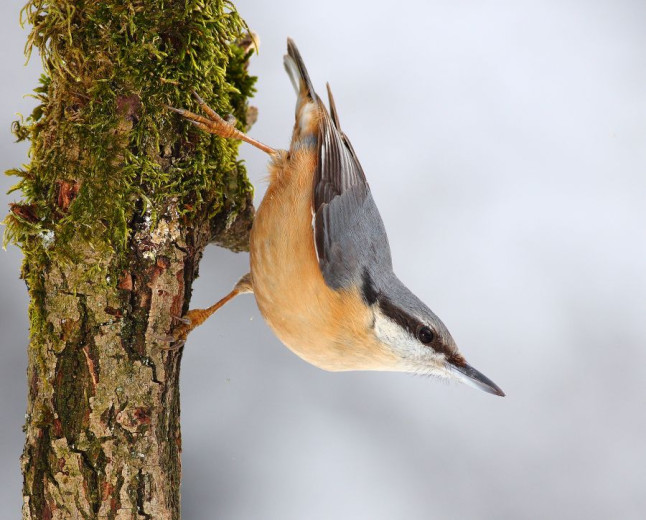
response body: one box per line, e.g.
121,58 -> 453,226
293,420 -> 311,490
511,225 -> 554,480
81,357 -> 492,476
418,326 -> 434,344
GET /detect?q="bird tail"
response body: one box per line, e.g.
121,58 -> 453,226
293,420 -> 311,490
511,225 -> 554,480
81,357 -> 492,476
283,38 -> 323,145
284,38 -> 316,100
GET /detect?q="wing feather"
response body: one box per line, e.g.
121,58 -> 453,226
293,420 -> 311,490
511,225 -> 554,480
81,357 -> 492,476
313,88 -> 392,290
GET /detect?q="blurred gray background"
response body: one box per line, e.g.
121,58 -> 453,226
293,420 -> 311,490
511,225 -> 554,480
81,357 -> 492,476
2,0 -> 645,518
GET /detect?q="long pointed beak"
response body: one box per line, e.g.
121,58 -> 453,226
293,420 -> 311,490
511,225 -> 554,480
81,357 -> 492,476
449,362 -> 505,397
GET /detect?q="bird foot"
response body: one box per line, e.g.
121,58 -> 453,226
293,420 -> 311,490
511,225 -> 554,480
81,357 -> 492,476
156,274 -> 253,351
167,91 -> 239,140
170,309 -> 206,342
167,92 -> 275,154
156,311 -> 200,350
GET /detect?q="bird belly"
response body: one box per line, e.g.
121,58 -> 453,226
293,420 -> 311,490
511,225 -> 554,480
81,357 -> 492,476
249,150 -> 397,371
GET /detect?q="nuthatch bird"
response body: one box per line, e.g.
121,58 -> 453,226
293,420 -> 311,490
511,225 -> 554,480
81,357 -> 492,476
170,39 -> 504,396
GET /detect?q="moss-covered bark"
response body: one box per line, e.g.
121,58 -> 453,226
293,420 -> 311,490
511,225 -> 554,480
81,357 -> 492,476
6,1 -> 256,518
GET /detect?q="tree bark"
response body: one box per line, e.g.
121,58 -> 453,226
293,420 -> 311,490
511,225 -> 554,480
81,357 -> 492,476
6,1 -> 255,518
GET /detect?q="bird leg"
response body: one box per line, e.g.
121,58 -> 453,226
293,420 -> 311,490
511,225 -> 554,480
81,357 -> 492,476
162,273 -> 253,350
168,91 -> 276,155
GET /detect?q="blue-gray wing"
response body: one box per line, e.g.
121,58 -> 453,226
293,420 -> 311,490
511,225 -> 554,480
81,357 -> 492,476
313,86 -> 393,290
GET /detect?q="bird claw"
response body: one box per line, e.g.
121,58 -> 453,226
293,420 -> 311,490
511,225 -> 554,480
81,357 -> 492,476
163,310 -> 204,347
153,332 -> 186,351
153,334 -> 176,343
153,314 -> 194,351
168,92 -> 241,141
159,339 -> 186,351
169,93 -> 275,154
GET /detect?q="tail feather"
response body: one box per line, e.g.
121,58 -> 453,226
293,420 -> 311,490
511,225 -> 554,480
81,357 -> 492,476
284,38 -> 316,99
326,83 -> 341,130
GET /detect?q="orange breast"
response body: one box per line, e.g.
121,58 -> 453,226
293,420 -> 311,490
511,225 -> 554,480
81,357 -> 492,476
249,149 -> 397,371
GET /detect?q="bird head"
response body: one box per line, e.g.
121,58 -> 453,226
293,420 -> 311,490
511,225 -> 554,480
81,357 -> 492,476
367,274 -> 505,396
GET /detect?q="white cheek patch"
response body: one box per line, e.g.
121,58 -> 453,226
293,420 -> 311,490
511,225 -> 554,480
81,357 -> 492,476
373,311 -> 417,353
373,310 -> 451,378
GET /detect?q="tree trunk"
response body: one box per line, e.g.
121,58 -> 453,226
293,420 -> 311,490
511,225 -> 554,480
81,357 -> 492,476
6,1 -> 256,518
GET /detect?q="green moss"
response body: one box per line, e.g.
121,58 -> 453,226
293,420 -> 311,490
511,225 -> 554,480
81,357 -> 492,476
5,0 -> 256,287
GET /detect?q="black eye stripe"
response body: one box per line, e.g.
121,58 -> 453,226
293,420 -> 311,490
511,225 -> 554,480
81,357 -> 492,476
377,296 -> 454,358
377,297 -> 418,337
